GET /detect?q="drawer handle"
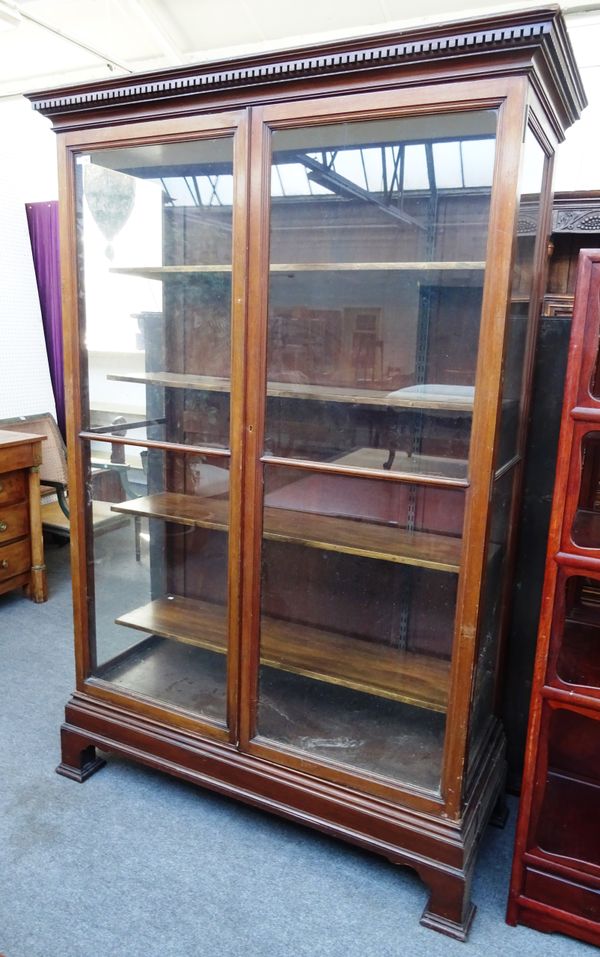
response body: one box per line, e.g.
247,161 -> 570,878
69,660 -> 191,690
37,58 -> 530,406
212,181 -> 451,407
0,521 -> 7,533
0,559 -> 8,569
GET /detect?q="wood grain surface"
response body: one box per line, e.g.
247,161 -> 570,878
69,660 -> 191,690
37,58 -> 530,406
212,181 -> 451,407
116,594 -> 450,711
111,491 -> 462,571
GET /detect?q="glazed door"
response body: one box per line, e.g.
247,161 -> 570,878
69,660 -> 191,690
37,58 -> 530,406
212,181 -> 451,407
241,92 -> 505,801
69,112 -> 247,740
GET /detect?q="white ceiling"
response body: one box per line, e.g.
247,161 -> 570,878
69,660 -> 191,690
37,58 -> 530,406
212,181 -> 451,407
0,0 -> 597,99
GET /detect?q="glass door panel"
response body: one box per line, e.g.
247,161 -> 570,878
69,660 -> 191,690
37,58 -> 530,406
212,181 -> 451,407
571,432 -> 600,548
256,464 -> 464,789
556,575 -> 600,690
534,707 -> 600,874
76,136 -> 234,450
495,127 -> 547,470
264,110 -> 498,478
75,130 -> 238,729
88,444 -> 231,725
253,109 -> 498,791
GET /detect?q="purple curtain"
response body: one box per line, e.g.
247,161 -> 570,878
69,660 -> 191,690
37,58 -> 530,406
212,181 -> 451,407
25,201 -> 65,438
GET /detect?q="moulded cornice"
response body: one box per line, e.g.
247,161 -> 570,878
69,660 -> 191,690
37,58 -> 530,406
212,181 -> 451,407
26,6 -> 586,138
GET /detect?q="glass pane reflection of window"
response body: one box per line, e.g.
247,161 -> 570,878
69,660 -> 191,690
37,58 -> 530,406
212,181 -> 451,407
264,111 -> 497,477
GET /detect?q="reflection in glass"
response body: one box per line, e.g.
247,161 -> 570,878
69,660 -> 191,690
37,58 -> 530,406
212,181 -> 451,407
255,465 -> 465,790
466,129 -> 547,778
88,443 -> 231,725
468,470 -> 513,768
264,111 -> 498,477
76,137 -> 234,450
590,346 -> 600,400
556,576 -> 600,688
571,432 -> 600,548
496,128 -> 546,469
535,708 -> 600,870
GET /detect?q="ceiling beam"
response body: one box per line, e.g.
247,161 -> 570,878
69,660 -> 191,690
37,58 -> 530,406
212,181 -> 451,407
126,0 -> 185,65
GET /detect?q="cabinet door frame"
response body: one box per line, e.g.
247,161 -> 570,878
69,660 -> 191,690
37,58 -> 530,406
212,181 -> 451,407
58,109 -> 250,743
56,73 -> 538,809
240,76 -> 529,813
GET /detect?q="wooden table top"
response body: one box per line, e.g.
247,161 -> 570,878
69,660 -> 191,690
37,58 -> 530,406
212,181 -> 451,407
0,429 -> 46,448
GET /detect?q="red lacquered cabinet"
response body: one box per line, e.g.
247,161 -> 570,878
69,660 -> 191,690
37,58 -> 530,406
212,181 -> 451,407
507,250 -> 600,947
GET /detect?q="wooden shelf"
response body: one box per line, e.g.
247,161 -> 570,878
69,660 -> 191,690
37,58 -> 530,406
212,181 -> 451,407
110,261 -> 486,281
106,372 -> 475,412
111,491 -> 462,572
107,371 -> 230,393
116,594 -> 450,712
384,384 -> 474,411
272,261 -> 485,272
112,265 -> 231,278
534,772 -> 600,864
334,447 -> 468,480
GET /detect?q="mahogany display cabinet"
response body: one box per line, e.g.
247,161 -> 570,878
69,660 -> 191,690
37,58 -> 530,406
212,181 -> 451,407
28,8 -> 584,939
507,250 -> 600,947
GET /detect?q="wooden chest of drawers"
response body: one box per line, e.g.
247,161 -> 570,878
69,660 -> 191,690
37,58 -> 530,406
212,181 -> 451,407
0,430 -> 47,603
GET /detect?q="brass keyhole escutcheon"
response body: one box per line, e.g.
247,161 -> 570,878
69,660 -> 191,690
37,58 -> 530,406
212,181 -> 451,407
0,521 -> 7,533
0,559 -> 8,569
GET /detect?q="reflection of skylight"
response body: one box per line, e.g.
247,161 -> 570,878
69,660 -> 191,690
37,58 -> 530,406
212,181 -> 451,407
196,174 -> 233,206
155,137 -> 496,207
403,144 -> 430,190
277,163 -> 319,195
215,175 -> 233,205
362,148 -> 385,192
384,146 -> 402,192
159,173 -> 234,207
432,142 -> 462,189
271,163 -> 332,197
161,176 -> 197,205
332,149 -> 368,189
272,137 -> 495,198
461,140 -> 496,187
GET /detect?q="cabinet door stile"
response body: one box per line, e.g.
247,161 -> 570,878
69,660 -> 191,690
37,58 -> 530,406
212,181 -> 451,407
60,137 -> 96,687
238,106 -> 273,748
440,82 -> 529,816
487,118 -> 556,738
226,111 -> 251,742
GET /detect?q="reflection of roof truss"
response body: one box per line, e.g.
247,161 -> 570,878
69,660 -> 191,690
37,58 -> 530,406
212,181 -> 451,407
129,135 -> 495,208
294,152 -> 423,229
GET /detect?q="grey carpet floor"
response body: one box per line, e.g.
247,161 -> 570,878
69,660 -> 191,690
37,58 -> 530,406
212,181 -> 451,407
0,542 -> 595,957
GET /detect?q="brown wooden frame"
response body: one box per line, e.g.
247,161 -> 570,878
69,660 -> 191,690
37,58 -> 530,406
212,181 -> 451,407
507,250 -> 600,947
28,7 -> 585,941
